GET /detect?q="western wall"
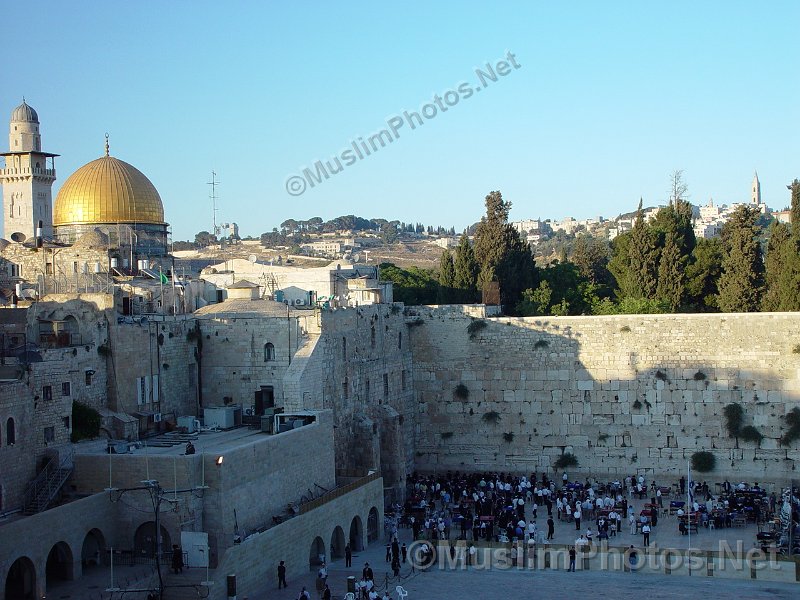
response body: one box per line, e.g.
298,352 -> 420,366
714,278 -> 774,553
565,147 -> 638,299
408,306 -> 800,485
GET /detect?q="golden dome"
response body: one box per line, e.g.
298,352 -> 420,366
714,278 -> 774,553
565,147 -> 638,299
54,155 -> 165,226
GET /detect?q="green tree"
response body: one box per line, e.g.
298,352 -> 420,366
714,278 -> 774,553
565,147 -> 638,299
571,235 -> 610,285
762,221 -> 793,311
609,199 -> 659,299
656,231 -> 684,310
453,233 -> 479,302
194,230 -> 218,247
717,205 -> 764,312
517,280 -> 552,315
437,250 -> 455,304
472,191 -> 535,312
378,263 -> 438,305
685,237 -> 723,311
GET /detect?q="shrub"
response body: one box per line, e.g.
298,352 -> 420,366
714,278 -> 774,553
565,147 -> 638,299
482,410 -> 501,424
780,407 -> 800,445
503,432 -> 514,443
619,325 -> 631,333
598,433 -> 609,443
467,319 -> 488,339
554,453 -> 578,470
693,371 -> 706,381
723,403 -> 744,438
407,319 -> 425,328
71,401 -> 101,442
534,339 -> 549,349
440,431 -> 454,439
655,370 -> 667,381
97,343 -> 112,357
792,344 -> 800,354
739,425 -> 763,445
691,451 -> 716,473
632,399 -> 643,410
453,384 -> 469,400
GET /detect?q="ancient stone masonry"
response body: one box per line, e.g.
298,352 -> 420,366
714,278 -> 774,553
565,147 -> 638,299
408,307 -> 800,485
282,304 -> 415,502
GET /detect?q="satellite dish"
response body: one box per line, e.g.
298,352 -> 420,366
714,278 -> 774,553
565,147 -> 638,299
248,254 -> 258,264
10,232 -> 26,243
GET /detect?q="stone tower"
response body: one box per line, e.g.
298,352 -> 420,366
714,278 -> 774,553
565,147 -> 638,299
751,171 -> 761,205
0,100 -> 57,240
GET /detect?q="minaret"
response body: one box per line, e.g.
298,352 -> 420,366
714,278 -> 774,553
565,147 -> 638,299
751,171 -> 761,205
0,100 -> 58,240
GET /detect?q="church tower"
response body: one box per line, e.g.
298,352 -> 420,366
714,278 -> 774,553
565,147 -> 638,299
751,171 -> 761,205
0,100 -> 57,240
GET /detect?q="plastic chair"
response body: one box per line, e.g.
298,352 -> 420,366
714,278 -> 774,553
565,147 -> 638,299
343,594 -> 355,600
396,585 -> 409,599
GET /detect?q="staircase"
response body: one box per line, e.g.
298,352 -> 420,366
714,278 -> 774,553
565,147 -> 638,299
23,449 -> 74,515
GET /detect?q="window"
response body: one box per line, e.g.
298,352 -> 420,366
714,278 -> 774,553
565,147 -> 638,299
342,376 -> 348,399
264,342 -> 275,362
62,416 -> 70,429
6,418 -> 15,445
85,370 -> 93,386
43,385 -> 52,401
383,373 -> 389,399
62,382 -> 71,397
44,426 -> 55,444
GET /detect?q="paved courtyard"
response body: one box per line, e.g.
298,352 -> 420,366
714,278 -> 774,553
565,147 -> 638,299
45,493 -> 798,599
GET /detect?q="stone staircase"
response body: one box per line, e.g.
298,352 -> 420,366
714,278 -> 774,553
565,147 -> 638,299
23,450 -> 74,515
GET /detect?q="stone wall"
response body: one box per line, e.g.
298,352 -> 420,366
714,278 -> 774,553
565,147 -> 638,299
282,304 -> 415,502
409,308 -> 800,485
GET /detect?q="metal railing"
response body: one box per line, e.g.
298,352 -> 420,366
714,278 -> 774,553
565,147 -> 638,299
300,471 -> 381,514
22,448 -> 74,514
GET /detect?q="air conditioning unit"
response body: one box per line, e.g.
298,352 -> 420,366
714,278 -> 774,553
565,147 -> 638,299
294,298 -> 305,305
153,413 -> 162,423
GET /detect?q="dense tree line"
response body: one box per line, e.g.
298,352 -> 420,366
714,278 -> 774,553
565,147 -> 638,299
382,177 -> 800,316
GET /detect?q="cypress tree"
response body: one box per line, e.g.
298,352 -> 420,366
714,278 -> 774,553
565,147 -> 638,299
656,230 -> 684,310
453,232 -> 479,302
762,221 -> 791,311
625,199 -> 659,298
437,250 -> 455,303
717,205 -> 764,312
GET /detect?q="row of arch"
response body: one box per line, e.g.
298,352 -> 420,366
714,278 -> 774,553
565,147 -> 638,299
4,522 -> 168,600
308,507 -> 380,568
5,528 -> 105,600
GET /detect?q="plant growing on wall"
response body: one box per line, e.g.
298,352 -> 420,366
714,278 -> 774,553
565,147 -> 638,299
792,344 -> 800,354
71,401 -> 101,442
723,403 -> 744,438
632,399 -> 642,410
467,319 -> 488,339
534,339 -> 549,349
554,453 -> 578,470
441,431 -> 454,439
739,425 -> 763,445
97,343 -> 111,357
693,371 -> 707,381
655,370 -> 667,381
597,433 -> 609,443
691,451 -> 716,473
780,407 -> 800,445
482,410 -> 501,423
453,384 -> 469,400
503,432 -> 514,442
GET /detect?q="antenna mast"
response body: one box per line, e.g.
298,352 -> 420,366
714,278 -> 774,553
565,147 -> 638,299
207,171 -> 220,237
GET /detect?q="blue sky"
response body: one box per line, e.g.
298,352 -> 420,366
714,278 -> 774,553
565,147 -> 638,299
2,1 -> 798,240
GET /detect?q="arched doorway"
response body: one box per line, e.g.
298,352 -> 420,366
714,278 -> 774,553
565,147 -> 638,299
309,536 -> 326,568
329,526 -> 345,560
367,507 -> 379,543
5,556 -> 35,600
134,522 -> 171,560
349,516 -> 364,551
81,528 -> 107,570
46,542 -> 74,585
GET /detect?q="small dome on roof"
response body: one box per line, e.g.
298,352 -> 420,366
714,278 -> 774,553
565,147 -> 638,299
74,228 -> 110,249
11,101 -> 38,123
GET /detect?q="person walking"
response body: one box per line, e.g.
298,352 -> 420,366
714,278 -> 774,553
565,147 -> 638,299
401,542 -> 407,563
547,516 -> 555,540
345,543 -> 352,567
568,546 -> 576,572
278,560 -> 288,589
642,523 -> 651,547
